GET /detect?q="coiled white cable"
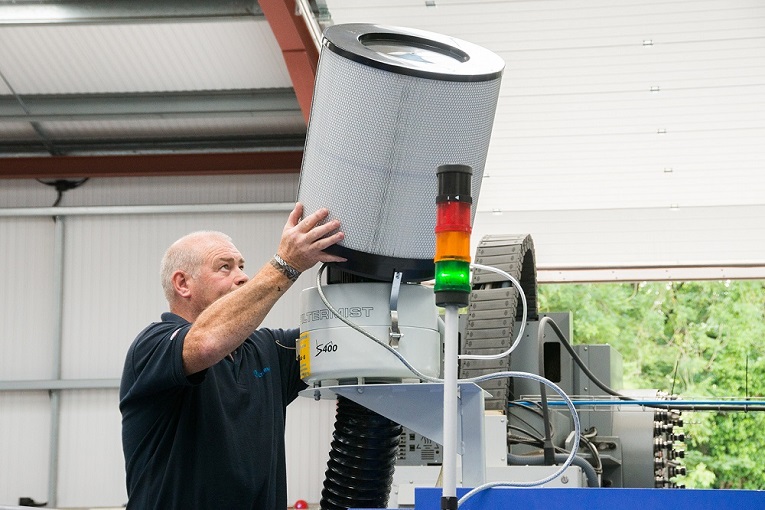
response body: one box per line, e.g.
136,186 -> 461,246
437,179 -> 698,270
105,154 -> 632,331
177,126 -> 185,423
456,370 -> 581,507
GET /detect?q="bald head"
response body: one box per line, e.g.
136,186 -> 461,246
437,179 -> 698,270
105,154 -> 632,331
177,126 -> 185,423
160,231 -> 233,303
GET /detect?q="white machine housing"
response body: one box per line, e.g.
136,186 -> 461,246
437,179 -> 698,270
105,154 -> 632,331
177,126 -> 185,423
299,282 -> 442,384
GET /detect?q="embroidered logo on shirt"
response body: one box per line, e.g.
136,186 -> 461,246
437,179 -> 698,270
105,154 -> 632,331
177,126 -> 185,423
253,367 -> 271,378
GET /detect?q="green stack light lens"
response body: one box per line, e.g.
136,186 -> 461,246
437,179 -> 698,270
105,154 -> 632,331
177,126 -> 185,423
434,259 -> 471,293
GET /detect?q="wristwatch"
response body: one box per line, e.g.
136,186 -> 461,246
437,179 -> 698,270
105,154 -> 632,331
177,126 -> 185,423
271,253 -> 301,282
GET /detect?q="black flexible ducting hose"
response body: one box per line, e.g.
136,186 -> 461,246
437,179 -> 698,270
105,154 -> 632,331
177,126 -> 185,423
320,396 -> 402,510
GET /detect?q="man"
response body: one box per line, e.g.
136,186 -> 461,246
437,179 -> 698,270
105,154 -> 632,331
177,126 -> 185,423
119,203 -> 345,509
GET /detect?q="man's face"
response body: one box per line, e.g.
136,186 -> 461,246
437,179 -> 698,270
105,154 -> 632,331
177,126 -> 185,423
188,238 -> 249,311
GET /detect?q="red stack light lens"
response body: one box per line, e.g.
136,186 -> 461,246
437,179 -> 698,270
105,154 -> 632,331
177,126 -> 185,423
435,201 -> 472,233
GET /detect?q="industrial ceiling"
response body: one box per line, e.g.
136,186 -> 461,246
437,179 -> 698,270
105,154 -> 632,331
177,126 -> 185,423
1,0 -> 764,280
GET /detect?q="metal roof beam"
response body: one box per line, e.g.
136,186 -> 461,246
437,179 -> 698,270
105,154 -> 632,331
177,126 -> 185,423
0,88 -> 302,122
0,0 -> 263,25
0,135 -> 307,156
0,150 -> 303,179
260,0 -> 321,123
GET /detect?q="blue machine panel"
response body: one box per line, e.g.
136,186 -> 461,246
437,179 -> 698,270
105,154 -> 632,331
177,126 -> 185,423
409,487 -> 765,510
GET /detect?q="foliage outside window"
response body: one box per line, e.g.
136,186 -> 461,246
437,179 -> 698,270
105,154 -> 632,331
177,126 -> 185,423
538,280 -> 765,489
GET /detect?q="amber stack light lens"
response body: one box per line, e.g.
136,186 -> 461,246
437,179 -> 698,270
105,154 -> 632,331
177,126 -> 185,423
434,164 -> 473,307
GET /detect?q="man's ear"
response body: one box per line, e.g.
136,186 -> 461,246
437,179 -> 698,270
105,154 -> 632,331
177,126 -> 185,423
172,270 -> 192,298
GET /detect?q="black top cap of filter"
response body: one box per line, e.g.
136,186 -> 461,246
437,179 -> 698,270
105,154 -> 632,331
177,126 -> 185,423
323,23 -> 505,83
437,164 -> 473,203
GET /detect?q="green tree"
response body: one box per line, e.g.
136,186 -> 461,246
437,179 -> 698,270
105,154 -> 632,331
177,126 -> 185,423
538,280 -> 765,488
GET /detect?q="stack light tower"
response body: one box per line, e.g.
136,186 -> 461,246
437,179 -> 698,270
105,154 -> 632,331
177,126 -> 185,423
434,164 -> 474,308
434,164 -> 474,510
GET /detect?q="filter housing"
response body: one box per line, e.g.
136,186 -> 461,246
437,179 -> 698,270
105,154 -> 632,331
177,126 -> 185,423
299,282 -> 441,384
298,23 -> 504,282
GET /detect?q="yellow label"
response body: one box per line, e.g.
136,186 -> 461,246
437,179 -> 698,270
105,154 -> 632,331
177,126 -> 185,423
298,331 -> 311,379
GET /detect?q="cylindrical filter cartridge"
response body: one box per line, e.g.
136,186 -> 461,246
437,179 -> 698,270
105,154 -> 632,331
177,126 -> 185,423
298,23 -> 504,282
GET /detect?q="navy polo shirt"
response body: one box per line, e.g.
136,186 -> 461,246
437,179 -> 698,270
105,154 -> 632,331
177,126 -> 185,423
119,312 -> 306,510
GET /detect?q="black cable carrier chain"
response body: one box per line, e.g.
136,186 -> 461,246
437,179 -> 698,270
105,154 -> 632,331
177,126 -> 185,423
460,234 -> 538,411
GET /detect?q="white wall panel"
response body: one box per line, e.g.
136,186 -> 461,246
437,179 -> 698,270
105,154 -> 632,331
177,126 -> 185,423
473,204 -> 765,272
285,397 -> 336,504
57,389 -> 125,508
71,173 -> 299,207
0,392 -> 50,506
60,209 -> 300,379
0,181 -> 54,209
0,218 -> 56,380
60,214 -> 173,380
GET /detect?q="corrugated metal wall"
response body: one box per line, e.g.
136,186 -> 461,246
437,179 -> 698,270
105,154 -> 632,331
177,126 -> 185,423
0,175 -> 337,507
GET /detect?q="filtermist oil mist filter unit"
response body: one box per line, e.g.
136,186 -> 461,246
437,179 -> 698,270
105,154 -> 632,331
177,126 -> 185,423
297,23 -> 504,282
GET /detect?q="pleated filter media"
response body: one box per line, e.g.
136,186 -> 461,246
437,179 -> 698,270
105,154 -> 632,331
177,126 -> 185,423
298,24 -> 504,281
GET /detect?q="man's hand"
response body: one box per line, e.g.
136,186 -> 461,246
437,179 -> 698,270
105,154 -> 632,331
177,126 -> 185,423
277,203 -> 346,272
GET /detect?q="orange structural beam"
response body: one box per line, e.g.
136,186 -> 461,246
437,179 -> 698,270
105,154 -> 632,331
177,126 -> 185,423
260,0 -> 319,123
